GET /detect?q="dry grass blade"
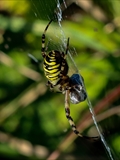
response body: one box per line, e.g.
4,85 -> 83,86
0,131 -> 49,159
0,83 -> 47,125
0,51 -> 41,81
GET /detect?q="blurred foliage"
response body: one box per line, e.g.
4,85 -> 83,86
0,0 -> 120,160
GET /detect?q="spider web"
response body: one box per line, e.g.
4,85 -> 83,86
55,2 -> 114,160
31,0 -> 114,159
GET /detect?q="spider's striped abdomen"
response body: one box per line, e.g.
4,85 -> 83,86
43,50 -> 68,86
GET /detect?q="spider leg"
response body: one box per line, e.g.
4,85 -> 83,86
41,19 -> 53,57
65,90 -> 83,137
46,80 -> 54,90
65,90 -> 99,141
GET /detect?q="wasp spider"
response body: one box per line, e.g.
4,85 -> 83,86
41,19 -> 99,140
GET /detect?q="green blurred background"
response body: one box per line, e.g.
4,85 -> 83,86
0,0 -> 120,159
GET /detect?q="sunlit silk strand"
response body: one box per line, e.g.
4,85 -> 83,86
56,1 -> 114,160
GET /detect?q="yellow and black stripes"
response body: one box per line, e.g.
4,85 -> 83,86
43,51 -> 63,85
41,19 -> 99,140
